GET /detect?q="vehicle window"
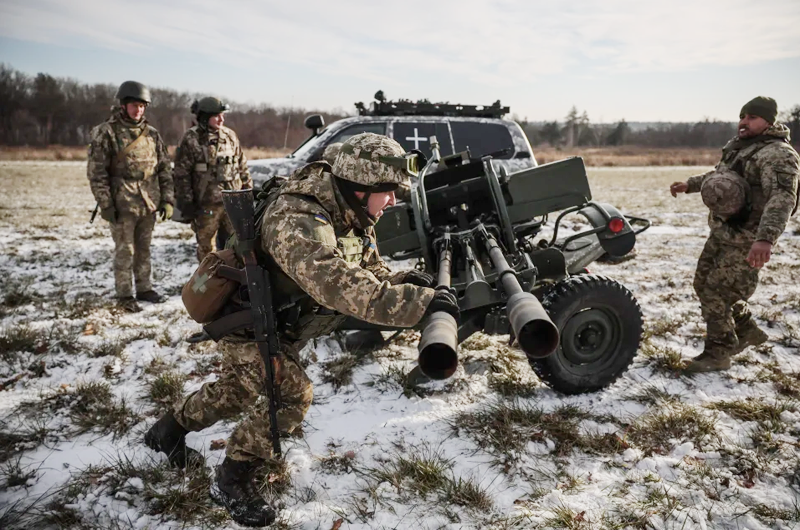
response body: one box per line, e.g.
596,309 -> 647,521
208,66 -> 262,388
451,121 -> 514,159
393,122 -> 453,158
329,122 -> 386,144
305,122 -> 387,162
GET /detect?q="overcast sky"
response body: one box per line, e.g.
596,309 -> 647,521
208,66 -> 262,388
1,0 -> 799,123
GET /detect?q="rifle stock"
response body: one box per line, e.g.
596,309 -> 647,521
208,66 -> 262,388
221,189 -> 283,457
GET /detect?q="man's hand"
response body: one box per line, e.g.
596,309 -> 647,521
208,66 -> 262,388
670,182 -> 689,197
403,269 -> 435,288
747,240 -> 772,269
159,203 -> 173,221
100,206 -> 117,223
425,289 -> 459,319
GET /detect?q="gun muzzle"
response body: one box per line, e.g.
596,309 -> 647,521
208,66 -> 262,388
506,292 -> 559,359
418,311 -> 459,380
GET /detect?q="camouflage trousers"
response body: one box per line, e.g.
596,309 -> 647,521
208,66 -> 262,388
109,212 -> 156,298
191,204 -> 233,263
693,233 -> 760,352
174,339 -> 313,463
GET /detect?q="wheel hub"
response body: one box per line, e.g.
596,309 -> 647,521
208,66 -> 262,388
561,308 -> 617,365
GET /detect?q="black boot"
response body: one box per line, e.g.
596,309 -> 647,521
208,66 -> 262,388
117,296 -> 142,313
136,290 -> 165,303
211,457 -> 276,527
144,412 -> 204,469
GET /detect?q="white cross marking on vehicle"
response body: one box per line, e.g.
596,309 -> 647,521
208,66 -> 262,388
405,128 -> 428,150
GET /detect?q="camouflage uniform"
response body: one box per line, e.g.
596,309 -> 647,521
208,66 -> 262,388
87,108 -> 173,298
686,123 -> 799,356
174,134 -> 434,463
173,125 -> 252,262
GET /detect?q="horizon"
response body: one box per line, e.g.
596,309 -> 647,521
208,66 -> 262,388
1,0 -> 799,123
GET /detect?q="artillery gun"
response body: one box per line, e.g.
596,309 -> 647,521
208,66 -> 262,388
362,137 -> 649,394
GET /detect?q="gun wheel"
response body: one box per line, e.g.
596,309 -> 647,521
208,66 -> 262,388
530,274 -> 642,394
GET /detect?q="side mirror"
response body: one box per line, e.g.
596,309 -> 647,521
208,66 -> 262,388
304,114 -> 324,135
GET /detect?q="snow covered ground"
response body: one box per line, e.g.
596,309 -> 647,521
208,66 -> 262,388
1,162 -> 799,529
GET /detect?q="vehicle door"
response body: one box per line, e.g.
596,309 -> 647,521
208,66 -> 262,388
390,120 -> 454,159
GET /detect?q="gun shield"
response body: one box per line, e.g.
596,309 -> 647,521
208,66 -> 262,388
417,311 -> 459,380
506,292 -> 559,359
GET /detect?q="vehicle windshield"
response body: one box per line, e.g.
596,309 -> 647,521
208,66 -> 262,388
289,128 -> 328,159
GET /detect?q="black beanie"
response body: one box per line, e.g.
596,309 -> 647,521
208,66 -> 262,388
740,96 -> 778,124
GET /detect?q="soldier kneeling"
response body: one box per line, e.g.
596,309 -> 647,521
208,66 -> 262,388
144,133 -> 458,527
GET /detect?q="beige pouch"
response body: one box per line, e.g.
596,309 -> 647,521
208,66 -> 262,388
182,248 -> 240,323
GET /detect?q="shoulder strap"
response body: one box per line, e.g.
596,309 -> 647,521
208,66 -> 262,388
730,137 -> 784,177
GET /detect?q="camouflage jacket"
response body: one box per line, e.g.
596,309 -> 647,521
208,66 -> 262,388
173,125 -> 252,207
687,124 -> 799,246
87,109 -> 173,216
261,163 -> 434,331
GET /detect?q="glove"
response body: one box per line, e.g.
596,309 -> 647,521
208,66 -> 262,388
100,206 -> 116,223
425,289 -> 459,319
403,269 -> 435,288
158,203 -> 173,221
179,202 -> 198,220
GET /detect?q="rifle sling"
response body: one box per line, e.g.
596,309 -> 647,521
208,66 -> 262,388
204,310 -> 253,341
111,126 -> 150,169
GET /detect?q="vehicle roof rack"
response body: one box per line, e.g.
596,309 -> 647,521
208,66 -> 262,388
355,90 -> 509,119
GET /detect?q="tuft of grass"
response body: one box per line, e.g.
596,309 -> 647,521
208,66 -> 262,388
256,458 -> 293,499
69,382 -> 142,438
626,383 -> 679,406
147,371 -> 186,410
0,457 -> 38,488
543,503 -> 591,529
750,501 -> 800,523
91,338 -> 127,358
320,349 -> 373,391
639,342 -> 685,374
318,448 -> 357,475
0,419 -> 49,462
626,403 -> 718,455
489,373 -> 541,398
706,398 -> 796,433
641,315 -> 686,341
363,444 -> 493,512
1,281 -> 36,309
0,324 -> 40,358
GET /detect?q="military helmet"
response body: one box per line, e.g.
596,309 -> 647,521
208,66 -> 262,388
116,81 -> 151,104
194,97 -> 231,115
331,133 -> 418,188
701,169 -> 750,218
322,143 -> 343,165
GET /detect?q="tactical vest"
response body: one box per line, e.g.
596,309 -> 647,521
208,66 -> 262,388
111,124 -> 158,181
194,128 -> 242,204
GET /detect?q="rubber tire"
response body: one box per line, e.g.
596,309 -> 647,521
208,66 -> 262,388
530,274 -> 642,395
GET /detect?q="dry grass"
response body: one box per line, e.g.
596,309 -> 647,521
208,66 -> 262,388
0,145 -> 289,161
2,145 -> 719,166
535,146 -> 720,167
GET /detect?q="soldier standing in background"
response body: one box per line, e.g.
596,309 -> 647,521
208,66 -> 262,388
87,81 -> 174,313
670,96 -> 799,372
145,133 -> 457,526
173,97 -> 252,263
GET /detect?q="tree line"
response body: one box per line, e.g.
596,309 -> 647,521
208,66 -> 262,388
521,105 -> 800,149
1,64 -> 799,150
0,64 -> 344,149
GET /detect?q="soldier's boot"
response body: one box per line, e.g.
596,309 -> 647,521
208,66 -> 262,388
144,412 -> 204,469
684,346 -> 733,373
117,296 -> 142,313
733,320 -> 769,354
136,290 -> 165,303
210,457 -> 277,527
186,329 -> 212,344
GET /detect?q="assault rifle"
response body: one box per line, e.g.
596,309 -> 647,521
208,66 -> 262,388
219,189 -> 282,456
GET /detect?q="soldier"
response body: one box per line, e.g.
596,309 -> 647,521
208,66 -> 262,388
173,97 -> 252,263
145,133 -> 458,526
670,96 -> 799,372
87,81 -> 174,313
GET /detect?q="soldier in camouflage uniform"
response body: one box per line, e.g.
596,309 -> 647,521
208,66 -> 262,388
671,96 -> 799,372
145,133 -> 458,527
87,81 -> 174,313
173,97 -> 252,263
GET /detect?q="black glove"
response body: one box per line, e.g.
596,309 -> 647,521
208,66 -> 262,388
403,269 -> 435,288
425,289 -> 459,319
100,206 -> 116,223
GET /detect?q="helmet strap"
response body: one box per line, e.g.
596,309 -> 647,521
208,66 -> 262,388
334,176 -> 377,227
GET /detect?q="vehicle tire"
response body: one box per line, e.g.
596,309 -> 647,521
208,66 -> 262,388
529,274 -> 642,394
